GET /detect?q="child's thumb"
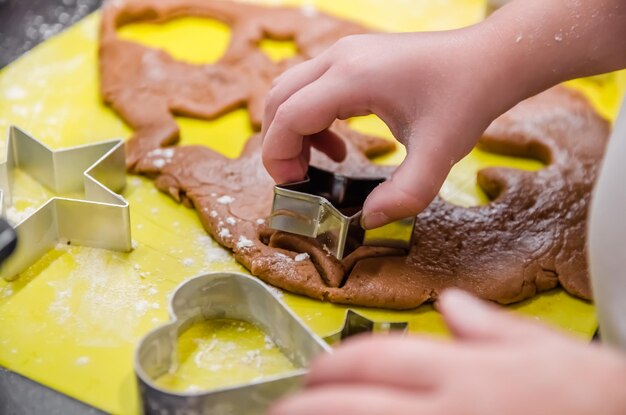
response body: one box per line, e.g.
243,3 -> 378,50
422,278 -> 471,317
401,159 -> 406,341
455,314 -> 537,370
361,146 -> 451,229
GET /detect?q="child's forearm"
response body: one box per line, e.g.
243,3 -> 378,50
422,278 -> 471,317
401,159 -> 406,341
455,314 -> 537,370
482,0 -> 626,111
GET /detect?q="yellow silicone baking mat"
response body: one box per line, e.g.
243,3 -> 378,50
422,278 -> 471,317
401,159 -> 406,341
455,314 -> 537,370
0,0 -> 625,413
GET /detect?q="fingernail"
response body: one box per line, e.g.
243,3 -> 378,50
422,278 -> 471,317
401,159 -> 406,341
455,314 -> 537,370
361,212 -> 391,229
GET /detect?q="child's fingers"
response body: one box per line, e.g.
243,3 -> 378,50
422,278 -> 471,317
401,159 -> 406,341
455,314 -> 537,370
438,289 -> 562,344
268,385 -> 438,415
262,71 -> 369,183
262,57 -> 331,139
309,130 -> 347,162
307,334 -> 451,390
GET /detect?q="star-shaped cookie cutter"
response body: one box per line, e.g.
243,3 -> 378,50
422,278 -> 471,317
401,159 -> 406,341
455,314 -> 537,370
0,126 -> 132,281
270,166 -> 416,259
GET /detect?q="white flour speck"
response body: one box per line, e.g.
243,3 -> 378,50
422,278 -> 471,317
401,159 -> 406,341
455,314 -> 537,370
218,228 -> 232,238
226,217 -> 236,225
2,286 -> 14,298
130,177 -> 142,187
241,350 -> 261,366
4,86 -> 27,100
196,234 -> 232,263
134,300 -> 150,314
209,210 -> 218,218
6,206 -> 37,226
75,356 -> 90,366
217,195 -> 235,205
11,105 -> 29,117
256,218 -> 265,225
264,335 -> 275,350
56,238 -> 70,250
294,253 -> 310,262
236,236 -> 254,249
152,158 -> 166,169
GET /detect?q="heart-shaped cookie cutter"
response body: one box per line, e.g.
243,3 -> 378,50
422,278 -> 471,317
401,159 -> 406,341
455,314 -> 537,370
270,166 -> 416,259
135,272 -> 331,415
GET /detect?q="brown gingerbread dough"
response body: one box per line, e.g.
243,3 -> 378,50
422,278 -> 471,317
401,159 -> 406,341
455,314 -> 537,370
99,0 -> 389,170
133,85 -> 608,309
101,0 -> 610,309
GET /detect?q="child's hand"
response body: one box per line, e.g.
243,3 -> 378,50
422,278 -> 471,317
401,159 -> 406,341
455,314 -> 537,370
261,29 -> 510,229
268,290 -> 626,415
261,0 -> 626,229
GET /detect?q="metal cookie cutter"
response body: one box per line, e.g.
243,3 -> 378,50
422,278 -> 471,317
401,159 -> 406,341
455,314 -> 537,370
324,310 -> 409,345
269,166 -> 416,259
0,126 -> 132,281
135,272 -> 331,415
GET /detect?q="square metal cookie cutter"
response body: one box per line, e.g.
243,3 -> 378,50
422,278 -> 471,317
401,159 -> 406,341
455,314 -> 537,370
269,166 -> 416,259
0,126 -> 132,281
135,272 -> 331,415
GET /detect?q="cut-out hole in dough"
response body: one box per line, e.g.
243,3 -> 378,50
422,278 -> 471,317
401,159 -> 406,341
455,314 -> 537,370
117,17 -> 231,65
258,38 -> 299,62
442,148 -> 545,207
348,115 -> 403,166
176,109 -> 254,159
154,318 -> 297,393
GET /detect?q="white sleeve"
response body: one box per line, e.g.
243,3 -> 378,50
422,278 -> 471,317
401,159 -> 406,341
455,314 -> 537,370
589,97 -> 626,349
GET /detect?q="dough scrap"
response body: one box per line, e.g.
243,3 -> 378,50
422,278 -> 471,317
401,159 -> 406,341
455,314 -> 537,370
101,0 -> 609,309
99,0 -> 387,170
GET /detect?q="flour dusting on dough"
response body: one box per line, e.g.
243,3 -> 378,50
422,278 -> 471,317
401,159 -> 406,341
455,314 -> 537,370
294,253 -> 310,262
236,236 -> 254,249
217,195 -> 235,205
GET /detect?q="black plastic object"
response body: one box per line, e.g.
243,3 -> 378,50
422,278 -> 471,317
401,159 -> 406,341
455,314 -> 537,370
0,218 -> 17,265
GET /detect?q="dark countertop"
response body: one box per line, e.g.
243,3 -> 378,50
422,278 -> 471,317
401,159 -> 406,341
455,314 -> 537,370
0,0 -> 103,68
0,368 -> 106,415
